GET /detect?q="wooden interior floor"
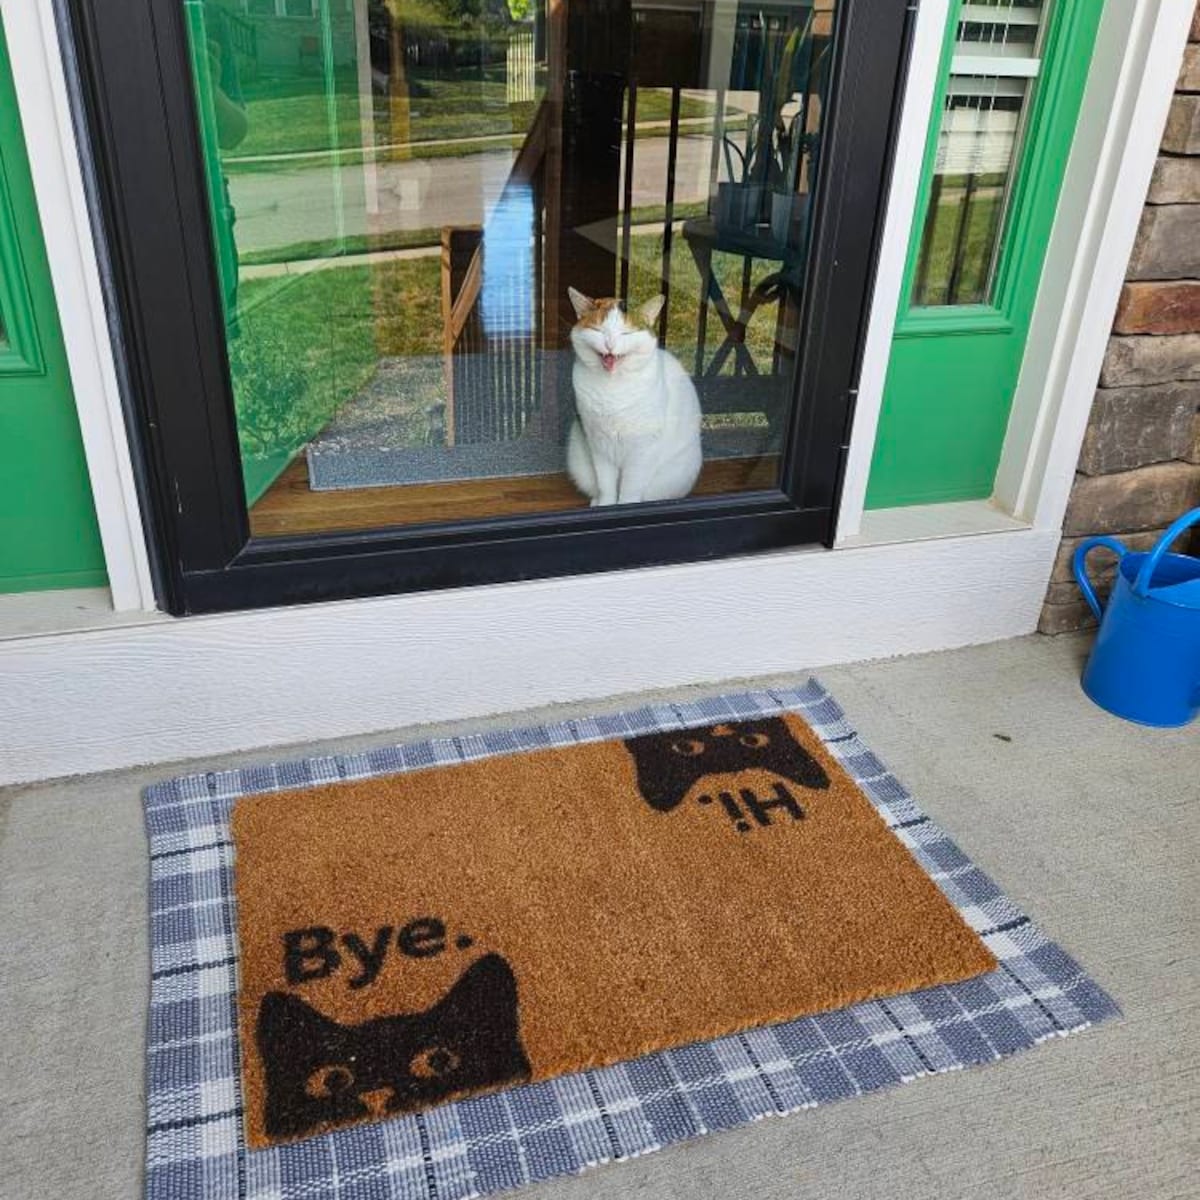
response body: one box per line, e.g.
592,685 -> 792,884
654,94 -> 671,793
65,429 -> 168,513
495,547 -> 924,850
249,454 -> 780,537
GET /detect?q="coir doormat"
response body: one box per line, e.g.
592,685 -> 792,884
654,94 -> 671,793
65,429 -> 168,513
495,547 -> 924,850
143,682 -> 1118,1200
232,708 -> 994,1147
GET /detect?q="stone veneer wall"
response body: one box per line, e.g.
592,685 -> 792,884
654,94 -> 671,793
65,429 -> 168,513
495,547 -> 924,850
1040,7 -> 1200,634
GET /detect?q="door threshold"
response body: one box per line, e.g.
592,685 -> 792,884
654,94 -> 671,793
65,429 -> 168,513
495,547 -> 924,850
0,587 -> 165,641
836,499 -> 1030,549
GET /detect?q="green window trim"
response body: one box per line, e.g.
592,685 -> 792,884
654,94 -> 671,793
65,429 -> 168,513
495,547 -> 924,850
897,0 -> 1091,329
865,0 -> 1102,510
982,0 -> 1101,328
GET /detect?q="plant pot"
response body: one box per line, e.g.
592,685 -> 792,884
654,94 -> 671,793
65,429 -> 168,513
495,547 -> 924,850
715,182 -> 765,234
770,191 -> 810,247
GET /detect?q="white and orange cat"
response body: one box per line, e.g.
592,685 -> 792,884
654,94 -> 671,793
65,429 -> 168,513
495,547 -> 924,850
566,288 -> 703,505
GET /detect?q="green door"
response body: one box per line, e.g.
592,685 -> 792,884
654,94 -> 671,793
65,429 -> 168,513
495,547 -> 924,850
0,19 -> 105,592
866,0 -> 1102,509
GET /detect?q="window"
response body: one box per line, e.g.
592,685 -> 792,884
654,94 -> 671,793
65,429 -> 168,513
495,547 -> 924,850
911,0 -> 1050,307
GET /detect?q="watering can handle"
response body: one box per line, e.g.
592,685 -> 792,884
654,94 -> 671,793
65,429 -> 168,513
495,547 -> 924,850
1072,536 -> 1128,621
1133,507 -> 1200,598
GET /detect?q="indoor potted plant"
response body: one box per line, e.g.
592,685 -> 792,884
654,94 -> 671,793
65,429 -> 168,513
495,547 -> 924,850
714,8 -> 827,247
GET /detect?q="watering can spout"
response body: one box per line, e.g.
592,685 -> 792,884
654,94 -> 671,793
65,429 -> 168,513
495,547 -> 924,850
1072,507 -> 1200,727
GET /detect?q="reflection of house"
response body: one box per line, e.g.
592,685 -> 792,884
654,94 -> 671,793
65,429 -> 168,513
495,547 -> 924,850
623,0 -> 834,97
226,0 -> 360,73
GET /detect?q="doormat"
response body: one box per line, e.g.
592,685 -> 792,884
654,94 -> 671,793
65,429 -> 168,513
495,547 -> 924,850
306,424 -> 775,491
142,682 -> 1119,1200
303,354 -> 777,491
232,711 -> 994,1148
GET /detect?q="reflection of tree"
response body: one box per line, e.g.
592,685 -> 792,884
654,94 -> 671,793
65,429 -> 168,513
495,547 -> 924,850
433,0 -> 521,21
370,0 -> 534,151
229,334 -> 308,460
190,1 -> 249,329
205,31 -> 247,149
380,0 -> 520,30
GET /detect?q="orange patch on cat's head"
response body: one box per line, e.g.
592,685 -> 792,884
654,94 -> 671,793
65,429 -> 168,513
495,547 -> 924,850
567,287 -> 665,331
574,296 -> 623,330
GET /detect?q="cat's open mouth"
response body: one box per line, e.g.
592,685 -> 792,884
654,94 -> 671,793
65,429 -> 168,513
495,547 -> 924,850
600,353 -> 619,373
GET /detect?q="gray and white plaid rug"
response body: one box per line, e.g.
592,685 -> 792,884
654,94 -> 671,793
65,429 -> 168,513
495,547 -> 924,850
142,680 -> 1118,1200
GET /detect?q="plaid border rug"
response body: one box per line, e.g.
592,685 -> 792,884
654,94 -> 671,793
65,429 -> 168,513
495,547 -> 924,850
143,680 -> 1118,1200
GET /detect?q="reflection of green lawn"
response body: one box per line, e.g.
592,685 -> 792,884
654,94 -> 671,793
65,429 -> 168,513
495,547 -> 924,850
626,233 -> 780,372
914,178 -> 1003,306
365,226 -> 779,370
228,67 -> 715,166
232,267 -> 376,501
232,255 -> 449,499
233,232 -> 782,501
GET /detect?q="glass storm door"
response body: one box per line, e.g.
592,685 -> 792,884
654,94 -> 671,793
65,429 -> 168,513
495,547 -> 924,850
66,0 -> 913,613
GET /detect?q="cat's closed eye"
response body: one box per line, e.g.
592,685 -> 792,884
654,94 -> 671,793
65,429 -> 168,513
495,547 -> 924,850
670,739 -> 705,757
306,1065 -> 355,1098
410,1046 -> 460,1079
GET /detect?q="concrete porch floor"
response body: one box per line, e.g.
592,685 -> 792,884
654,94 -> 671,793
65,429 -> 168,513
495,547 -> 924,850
2,634 -> 1196,1200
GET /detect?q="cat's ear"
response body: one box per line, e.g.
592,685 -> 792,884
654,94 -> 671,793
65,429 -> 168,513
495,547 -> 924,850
257,990 -> 345,1061
435,954 -> 520,1030
639,294 -> 666,327
772,717 -> 832,791
567,286 -> 595,319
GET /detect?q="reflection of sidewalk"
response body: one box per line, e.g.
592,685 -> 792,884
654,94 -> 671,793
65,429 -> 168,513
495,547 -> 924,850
232,135 -> 720,255
240,220 -> 690,280
225,114 -> 737,170
239,243 -> 439,281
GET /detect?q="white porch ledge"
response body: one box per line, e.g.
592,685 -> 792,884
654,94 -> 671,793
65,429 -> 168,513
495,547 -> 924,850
0,524 -> 1059,786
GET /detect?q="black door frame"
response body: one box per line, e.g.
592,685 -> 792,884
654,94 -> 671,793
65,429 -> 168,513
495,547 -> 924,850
61,0 -> 914,616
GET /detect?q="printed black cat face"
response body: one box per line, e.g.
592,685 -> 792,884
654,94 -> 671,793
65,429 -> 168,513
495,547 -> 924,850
623,717 -> 831,816
256,953 -> 531,1140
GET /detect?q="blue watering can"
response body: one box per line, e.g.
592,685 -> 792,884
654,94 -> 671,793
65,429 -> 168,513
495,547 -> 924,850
1073,508 -> 1200,727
